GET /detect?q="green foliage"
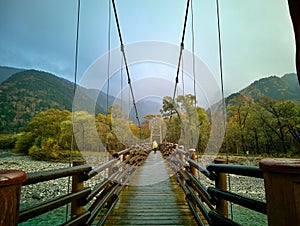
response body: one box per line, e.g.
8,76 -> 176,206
0,69 -> 105,134
14,132 -> 34,154
161,93 -> 300,157
224,95 -> 300,156
28,138 -> 82,162
13,109 -> 73,160
12,105 -> 142,161
0,134 -> 17,149
161,94 -> 209,151
28,145 -> 41,159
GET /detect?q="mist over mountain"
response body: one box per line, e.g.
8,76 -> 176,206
0,66 -> 24,83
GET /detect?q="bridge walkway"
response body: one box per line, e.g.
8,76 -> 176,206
104,151 -> 198,225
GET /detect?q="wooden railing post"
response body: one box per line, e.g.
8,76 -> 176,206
71,160 -> 86,218
188,148 -> 197,177
188,149 -> 197,207
214,158 -> 228,218
0,170 -> 26,226
122,152 -> 127,162
259,158 -> 300,226
108,150 -> 116,176
179,145 -> 185,184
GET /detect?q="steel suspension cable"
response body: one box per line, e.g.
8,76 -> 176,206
120,55 -> 124,108
191,0 -> 197,108
70,0 -> 81,165
111,0 -> 141,129
168,0 -> 191,144
181,53 -> 185,96
66,0 -> 81,222
216,0 -> 233,219
106,0 -> 111,116
172,0 -> 191,103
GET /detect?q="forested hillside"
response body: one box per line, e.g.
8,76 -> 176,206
227,73 -> 300,104
0,70 -> 107,133
0,70 -> 299,159
223,73 -> 300,156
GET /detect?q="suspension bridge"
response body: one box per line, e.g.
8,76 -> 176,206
0,0 -> 299,225
1,143 -> 300,226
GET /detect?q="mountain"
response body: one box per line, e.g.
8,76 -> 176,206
129,97 -> 162,124
1,70 -> 298,134
226,73 -> 300,105
0,66 -> 24,83
0,69 -> 113,133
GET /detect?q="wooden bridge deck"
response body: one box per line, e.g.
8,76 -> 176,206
104,151 -> 198,225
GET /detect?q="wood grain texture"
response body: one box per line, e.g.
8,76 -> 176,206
103,151 -> 198,225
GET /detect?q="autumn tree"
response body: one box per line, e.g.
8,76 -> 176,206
161,94 -> 209,151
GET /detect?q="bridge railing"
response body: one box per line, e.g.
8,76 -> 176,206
161,143 -> 300,226
0,145 -> 151,226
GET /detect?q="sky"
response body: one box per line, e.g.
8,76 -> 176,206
0,0 -> 296,99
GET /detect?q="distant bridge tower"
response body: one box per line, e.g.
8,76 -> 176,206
149,117 -> 162,144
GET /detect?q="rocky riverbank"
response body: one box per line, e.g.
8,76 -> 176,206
197,154 -> 266,202
0,152 -> 266,206
0,153 -> 107,205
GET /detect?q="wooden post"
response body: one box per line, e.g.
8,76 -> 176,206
0,170 -> 26,226
108,150 -> 116,176
188,149 -> 197,207
188,149 -> 197,177
122,153 -> 127,163
71,160 -> 85,218
259,158 -> 300,226
214,158 -> 228,218
179,145 -> 185,184
179,145 -> 185,163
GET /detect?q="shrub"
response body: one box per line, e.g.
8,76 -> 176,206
29,145 -> 41,159
14,132 -> 34,154
28,137 -> 82,162
0,135 -> 17,149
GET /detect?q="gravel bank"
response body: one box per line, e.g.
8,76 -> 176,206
0,153 -> 107,205
0,153 -> 265,206
197,155 -> 266,202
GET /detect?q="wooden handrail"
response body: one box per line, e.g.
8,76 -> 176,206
0,146 -> 151,225
207,187 -> 267,214
88,158 -> 118,179
207,164 -> 263,178
23,164 -> 91,185
5,143 -> 299,226
19,188 -> 91,223
161,144 -> 272,226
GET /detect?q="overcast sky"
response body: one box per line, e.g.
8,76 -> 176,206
0,0 -> 296,97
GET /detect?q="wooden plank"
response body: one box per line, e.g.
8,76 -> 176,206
103,151 -> 198,226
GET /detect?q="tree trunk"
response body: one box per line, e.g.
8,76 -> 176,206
288,0 -> 300,84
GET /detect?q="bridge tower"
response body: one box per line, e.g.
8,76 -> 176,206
149,117 -> 162,144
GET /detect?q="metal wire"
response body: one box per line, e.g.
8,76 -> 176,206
215,0 -> 233,220
172,0 -> 191,103
66,0 -> 81,222
191,0 -> 197,108
111,0 -> 141,128
106,0 -> 111,116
